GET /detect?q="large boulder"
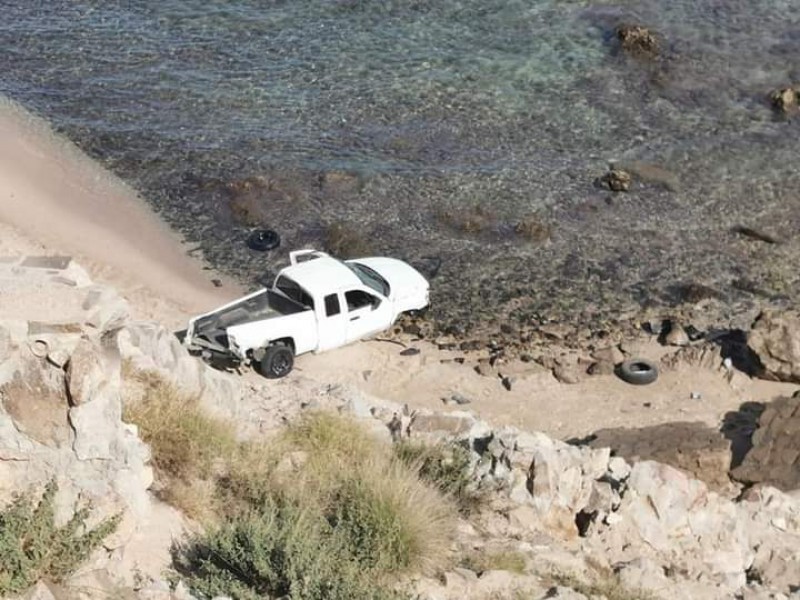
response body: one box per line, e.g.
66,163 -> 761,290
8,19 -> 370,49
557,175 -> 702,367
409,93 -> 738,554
731,395 -> 800,491
588,422 -> 735,494
749,310 -> 800,383
475,426 -> 614,539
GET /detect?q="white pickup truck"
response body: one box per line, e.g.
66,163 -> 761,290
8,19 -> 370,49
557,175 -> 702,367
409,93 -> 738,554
184,250 -> 430,378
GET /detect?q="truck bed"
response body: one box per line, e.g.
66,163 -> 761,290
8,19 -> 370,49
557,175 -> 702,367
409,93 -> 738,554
189,289 -> 306,353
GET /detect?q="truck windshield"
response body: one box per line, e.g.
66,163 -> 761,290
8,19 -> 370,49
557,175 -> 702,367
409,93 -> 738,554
346,262 -> 390,297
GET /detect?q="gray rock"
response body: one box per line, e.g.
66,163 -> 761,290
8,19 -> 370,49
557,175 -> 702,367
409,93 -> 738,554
608,456 -> 631,482
69,387 -> 121,461
23,582 -> 57,600
616,557 -> 670,593
664,322 -> 690,346
443,392 -> 472,406
66,337 -> 106,406
542,586 -> 588,599
83,285 -> 130,332
749,310 -> 800,383
340,394 -> 373,418
0,324 -> 11,362
553,365 -> 582,384
410,411 -> 476,436
589,345 -> 625,376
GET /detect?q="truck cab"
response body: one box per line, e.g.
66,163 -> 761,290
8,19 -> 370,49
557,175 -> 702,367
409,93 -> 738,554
184,250 -> 429,378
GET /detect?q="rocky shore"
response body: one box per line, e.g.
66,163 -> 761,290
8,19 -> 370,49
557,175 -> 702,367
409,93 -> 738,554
2,250 -> 799,599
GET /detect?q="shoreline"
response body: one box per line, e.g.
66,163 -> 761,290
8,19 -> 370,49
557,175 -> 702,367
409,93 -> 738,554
1,98 -> 796,443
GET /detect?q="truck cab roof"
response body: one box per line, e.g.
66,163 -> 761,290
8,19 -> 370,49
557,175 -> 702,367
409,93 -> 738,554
278,252 -> 363,299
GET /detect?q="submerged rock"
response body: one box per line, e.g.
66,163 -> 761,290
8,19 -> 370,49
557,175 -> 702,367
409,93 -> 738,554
769,87 -> 798,114
599,168 -> 632,192
616,24 -> 660,58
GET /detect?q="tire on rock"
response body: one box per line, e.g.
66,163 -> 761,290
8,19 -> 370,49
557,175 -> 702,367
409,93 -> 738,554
258,344 -> 294,379
616,358 -> 658,385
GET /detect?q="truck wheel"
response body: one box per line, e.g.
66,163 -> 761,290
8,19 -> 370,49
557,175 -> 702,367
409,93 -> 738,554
258,344 -> 294,379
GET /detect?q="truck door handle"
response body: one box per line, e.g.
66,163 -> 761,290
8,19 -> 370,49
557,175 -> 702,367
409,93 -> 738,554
350,316 -> 360,321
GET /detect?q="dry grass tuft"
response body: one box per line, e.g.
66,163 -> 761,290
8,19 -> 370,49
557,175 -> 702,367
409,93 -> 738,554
214,413 -> 457,576
122,370 -> 237,518
463,549 -> 528,575
550,571 -> 657,600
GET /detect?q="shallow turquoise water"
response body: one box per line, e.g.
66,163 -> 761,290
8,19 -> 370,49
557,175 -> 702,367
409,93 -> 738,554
1,0 -> 798,334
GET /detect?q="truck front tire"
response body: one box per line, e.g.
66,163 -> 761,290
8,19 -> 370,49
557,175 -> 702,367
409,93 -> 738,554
258,344 -> 294,379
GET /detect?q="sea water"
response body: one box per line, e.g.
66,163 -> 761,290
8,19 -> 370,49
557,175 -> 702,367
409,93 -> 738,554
2,0 -> 798,334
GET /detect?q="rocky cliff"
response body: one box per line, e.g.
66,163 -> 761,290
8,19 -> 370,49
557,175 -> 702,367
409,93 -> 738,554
2,255 -> 799,600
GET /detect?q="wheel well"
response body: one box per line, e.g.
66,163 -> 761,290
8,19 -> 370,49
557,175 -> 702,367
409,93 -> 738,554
247,338 -> 296,362
270,337 -> 295,354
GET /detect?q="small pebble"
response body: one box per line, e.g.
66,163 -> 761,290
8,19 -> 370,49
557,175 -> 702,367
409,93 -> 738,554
442,393 -> 472,406
690,391 -> 702,400
400,347 -> 420,356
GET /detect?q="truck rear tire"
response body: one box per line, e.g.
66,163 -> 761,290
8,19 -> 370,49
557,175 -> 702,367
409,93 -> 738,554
258,344 -> 294,379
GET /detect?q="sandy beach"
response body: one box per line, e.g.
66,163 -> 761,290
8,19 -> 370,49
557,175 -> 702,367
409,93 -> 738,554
1,99 -> 795,440
0,100 -> 241,327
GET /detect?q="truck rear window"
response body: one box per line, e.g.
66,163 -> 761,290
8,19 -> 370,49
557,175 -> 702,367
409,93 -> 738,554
324,293 -> 341,316
276,276 -> 314,309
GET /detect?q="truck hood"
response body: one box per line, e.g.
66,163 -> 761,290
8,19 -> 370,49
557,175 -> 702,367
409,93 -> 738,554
351,257 -> 429,308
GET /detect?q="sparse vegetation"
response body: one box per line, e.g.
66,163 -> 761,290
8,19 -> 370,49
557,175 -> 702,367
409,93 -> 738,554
179,413 -> 456,599
462,549 -> 528,575
177,495 -> 406,600
0,481 -> 120,595
551,571 -> 657,600
122,369 -> 457,600
122,369 -> 237,518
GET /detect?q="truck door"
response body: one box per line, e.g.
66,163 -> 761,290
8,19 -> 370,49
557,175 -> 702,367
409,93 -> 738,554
316,292 -> 348,351
344,289 -> 392,343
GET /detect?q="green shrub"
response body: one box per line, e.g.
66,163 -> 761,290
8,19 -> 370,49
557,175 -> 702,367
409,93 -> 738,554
177,496 -> 405,600
0,481 -> 120,595
180,414 -> 457,599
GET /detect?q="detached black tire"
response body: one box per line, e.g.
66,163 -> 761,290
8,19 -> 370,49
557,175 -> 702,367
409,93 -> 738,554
258,344 -> 294,379
616,359 -> 658,385
247,229 -> 281,252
